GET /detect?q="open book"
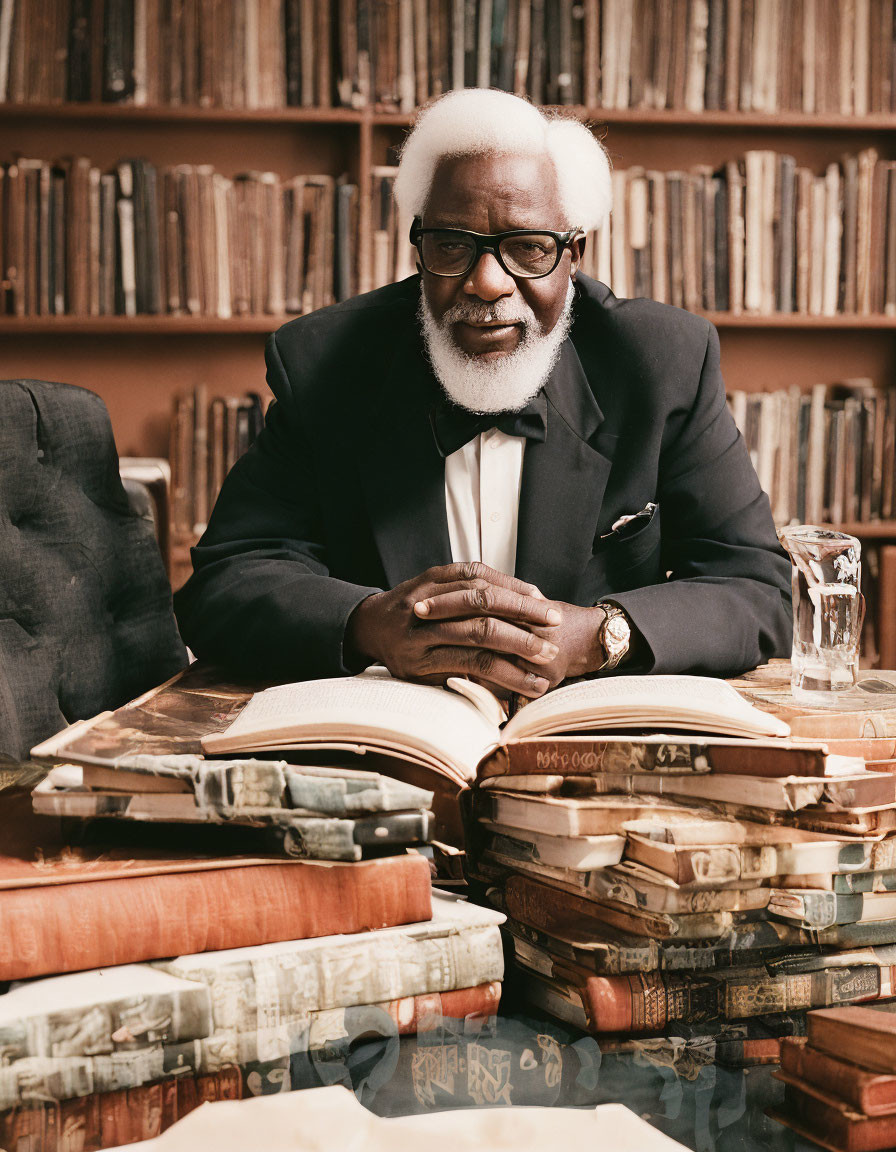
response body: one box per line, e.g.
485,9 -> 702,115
201,669 -> 791,786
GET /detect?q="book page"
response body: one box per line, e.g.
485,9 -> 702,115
203,674 -> 500,780
502,675 -> 790,741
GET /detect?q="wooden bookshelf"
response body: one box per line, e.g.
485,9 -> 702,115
4,4 -> 896,662
374,108 -> 896,132
832,523 -> 896,539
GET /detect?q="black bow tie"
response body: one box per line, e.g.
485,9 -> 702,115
430,392 -> 548,458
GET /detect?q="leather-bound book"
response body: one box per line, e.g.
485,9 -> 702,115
1,849 -> 432,981
808,1006 -> 896,1074
558,962 -> 896,1034
0,1068 -> 242,1152
781,1037 -> 896,1116
773,1074 -> 896,1152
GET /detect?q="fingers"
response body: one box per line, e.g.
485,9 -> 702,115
423,562 -> 545,599
414,583 -> 562,628
427,617 -> 560,665
421,646 -> 551,698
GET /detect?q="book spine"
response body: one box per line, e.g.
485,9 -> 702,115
781,1038 -> 896,1116
581,962 -> 893,1033
2,855 -> 432,981
162,925 -> 503,1031
19,987 -> 213,1061
334,981 -> 503,1037
783,1080 -> 896,1150
0,1068 -> 241,1150
490,739 -> 713,777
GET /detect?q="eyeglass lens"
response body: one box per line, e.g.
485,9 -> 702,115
419,231 -> 560,277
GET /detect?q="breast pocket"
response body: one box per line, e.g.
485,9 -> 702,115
580,504 -> 663,600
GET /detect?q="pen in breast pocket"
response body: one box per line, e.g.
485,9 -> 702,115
600,502 -> 657,540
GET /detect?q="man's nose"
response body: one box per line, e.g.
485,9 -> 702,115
462,250 -> 516,301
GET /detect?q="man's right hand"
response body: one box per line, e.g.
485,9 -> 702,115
344,563 -> 562,697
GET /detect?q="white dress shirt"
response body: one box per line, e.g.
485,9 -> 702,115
444,428 -> 526,576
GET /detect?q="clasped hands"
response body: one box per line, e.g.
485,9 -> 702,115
345,562 -> 607,698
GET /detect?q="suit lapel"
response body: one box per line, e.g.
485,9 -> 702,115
360,328 -> 453,587
515,337 -> 613,601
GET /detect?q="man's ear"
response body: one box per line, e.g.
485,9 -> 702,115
569,233 -> 586,277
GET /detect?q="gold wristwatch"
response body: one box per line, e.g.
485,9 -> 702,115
594,602 -> 631,671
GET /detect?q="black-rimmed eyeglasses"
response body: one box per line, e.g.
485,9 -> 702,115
409,218 -> 583,279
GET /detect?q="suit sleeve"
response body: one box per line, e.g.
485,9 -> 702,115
173,333 -> 382,678
609,321 -> 793,676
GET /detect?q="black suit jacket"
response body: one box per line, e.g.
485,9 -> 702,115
174,274 -> 792,679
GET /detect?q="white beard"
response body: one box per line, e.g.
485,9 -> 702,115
418,280 -> 575,415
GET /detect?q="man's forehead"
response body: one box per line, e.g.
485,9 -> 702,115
423,152 -> 561,226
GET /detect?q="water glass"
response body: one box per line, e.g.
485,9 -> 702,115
777,525 -> 865,703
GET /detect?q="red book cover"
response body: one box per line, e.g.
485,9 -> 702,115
4,852 -> 432,980
781,1037 -> 896,1116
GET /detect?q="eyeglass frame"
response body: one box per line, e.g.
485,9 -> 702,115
408,217 -> 584,280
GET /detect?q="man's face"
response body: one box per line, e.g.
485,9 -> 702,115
419,153 -> 583,361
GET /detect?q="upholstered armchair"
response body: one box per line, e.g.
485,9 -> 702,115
0,379 -> 188,759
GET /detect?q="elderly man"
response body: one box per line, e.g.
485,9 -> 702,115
174,89 -> 791,696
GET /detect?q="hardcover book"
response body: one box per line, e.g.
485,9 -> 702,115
780,1036 -> 896,1116
772,1074 -> 896,1152
0,848 -> 432,981
514,956 -> 896,1033
807,1005 -> 896,1074
31,758 -> 435,863
623,818 -> 875,885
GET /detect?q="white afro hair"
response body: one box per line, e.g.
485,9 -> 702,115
393,88 -> 612,233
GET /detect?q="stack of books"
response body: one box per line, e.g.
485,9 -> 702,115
772,1005 -> 896,1151
465,676 -> 896,1063
0,889 -> 504,1149
3,698 -> 505,1142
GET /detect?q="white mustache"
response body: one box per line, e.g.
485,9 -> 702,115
441,300 -> 534,327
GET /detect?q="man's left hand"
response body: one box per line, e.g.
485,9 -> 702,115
416,594 -> 609,688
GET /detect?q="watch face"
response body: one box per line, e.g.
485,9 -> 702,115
606,615 -> 631,646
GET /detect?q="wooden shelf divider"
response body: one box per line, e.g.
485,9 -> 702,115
5,313 -> 896,335
5,101 -> 896,133
0,316 -> 290,334
0,101 -> 368,124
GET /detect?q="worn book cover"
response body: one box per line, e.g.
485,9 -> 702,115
520,969 -> 814,1064
0,965 -> 214,1061
478,841 -> 770,915
772,1073 -> 896,1152
770,888 -> 896,930
159,891 -> 504,1030
478,735 -> 849,782
564,962 -> 896,1034
781,1036 -> 896,1116
0,797 -> 433,981
471,788 -> 701,838
0,1070 -> 241,1152
476,822 -> 625,871
808,1005 -> 896,1074
624,817 -> 873,886
33,758 -> 434,863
